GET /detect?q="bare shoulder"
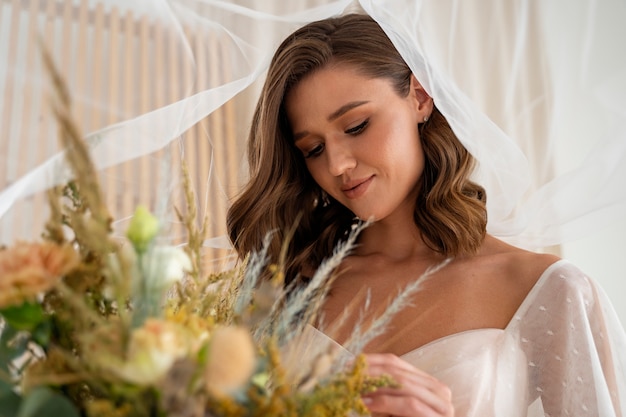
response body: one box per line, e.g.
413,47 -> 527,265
479,235 -> 561,298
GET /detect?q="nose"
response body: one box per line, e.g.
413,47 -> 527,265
326,139 -> 356,177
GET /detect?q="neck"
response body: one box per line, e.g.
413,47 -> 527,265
355,214 -> 436,262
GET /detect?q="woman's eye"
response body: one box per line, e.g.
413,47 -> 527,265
304,144 -> 324,159
345,119 -> 368,135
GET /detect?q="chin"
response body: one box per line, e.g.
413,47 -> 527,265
352,211 -> 379,223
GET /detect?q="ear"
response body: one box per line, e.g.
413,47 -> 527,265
409,74 -> 433,120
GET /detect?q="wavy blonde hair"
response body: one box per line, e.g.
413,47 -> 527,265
227,14 -> 486,285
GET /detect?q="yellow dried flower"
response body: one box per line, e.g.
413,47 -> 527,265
165,306 -> 213,342
85,400 -> 134,417
0,241 -> 79,308
205,326 -> 257,396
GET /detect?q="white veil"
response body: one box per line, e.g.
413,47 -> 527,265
1,0 -> 625,263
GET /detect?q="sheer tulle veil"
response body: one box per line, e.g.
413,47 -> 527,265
1,0 -> 625,262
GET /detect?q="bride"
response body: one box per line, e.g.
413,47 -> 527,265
226,12 -> 626,417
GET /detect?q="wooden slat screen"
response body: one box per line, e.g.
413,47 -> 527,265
0,0 -> 245,269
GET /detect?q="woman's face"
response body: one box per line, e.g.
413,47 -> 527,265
285,64 -> 432,222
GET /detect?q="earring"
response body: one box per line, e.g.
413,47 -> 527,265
423,115 -> 429,122
321,190 -> 330,207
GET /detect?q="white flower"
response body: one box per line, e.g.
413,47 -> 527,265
140,246 -> 192,289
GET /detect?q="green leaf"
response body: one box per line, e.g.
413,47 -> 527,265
197,342 -> 210,365
1,302 -> 46,332
17,387 -> 80,417
0,379 -> 22,417
31,320 -> 51,348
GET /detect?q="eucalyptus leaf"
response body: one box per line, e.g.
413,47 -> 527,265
1,303 -> 45,332
0,379 -> 22,417
17,387 -> 80,417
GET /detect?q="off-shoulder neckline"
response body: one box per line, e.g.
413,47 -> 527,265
307,259 -> 571,357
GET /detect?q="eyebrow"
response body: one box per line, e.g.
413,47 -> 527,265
293,100 -> 370,142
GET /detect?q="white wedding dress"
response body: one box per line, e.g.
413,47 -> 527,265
302,260 -> 626,416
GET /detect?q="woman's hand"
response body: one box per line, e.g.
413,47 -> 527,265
362,353 -> 454,417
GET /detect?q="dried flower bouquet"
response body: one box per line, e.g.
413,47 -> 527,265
0,48 -> 405,417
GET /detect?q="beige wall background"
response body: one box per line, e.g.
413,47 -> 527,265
0,0 -> 253,267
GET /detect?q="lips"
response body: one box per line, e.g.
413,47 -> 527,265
341,175 -> 374,199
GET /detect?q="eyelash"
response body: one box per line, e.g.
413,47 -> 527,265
303,119 -> 369,159
305,145 -> 324,159
345,119 -> 369,135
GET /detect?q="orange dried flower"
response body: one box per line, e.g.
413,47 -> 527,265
205,326 -> 257,396
0,241 -> 79,308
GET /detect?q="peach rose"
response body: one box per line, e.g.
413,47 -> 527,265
90,318 -> 192,386
0,242 -> 79,308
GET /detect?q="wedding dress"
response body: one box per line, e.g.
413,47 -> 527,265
303,260 -> 626,416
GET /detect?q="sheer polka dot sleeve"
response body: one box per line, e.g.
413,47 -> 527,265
515,261 -> 626,416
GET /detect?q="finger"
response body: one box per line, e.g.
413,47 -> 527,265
363,392 -> 454,417
364,383 -> 452,416
363,353 -> 453,415
364,353 -> 441,393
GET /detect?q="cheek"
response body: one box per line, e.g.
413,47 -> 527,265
378,124 -> 423,167
388,138 -> 425,186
